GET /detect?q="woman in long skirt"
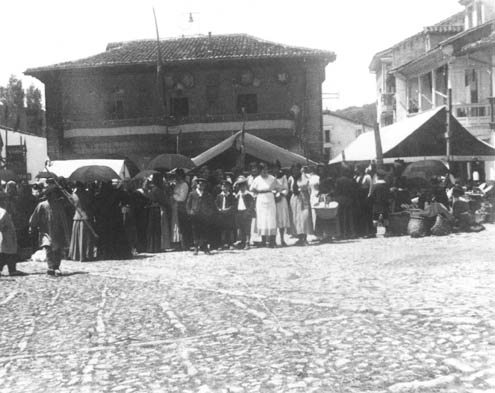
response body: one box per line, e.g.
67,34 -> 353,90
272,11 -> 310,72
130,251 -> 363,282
68,182 -> 96,262
145,174 -> 171,252
274,168 -> 291,246
289,164 -> 313,246
250,163 -> 277,247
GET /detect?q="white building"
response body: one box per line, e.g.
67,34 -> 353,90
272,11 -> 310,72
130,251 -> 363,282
322,112 -> 374,161
0,126 -> 47,181
370,0 -> 495,179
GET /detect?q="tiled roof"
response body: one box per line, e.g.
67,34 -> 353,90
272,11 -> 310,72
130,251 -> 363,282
460,31 -> 495,53
25,34 -> 335,74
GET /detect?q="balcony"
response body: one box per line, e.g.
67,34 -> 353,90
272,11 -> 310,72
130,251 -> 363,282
453,103 -> 492,128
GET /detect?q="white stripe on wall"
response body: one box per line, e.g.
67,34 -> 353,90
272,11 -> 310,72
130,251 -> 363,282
65,119 -> 295,139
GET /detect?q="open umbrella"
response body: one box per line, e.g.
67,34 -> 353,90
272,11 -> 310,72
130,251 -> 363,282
0,169 -> 18,182
402,160 -> 448,180
133,169 -> 160,180
69,165 -> 120,183
36,171 -> 58,179
148,154 -> 195,171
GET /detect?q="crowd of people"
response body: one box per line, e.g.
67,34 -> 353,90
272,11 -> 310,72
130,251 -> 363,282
0,160 -> 491,277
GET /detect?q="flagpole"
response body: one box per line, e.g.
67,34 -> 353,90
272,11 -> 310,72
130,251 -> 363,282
152,8 -> 167,139
240,107 -> 246,170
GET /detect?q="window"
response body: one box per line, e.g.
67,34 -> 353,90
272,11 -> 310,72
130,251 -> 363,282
476,1 -> 483,26
434,66 -> 448,106
420,72 -> 433,111
170,97 -> 189,118
237,94 -> 257,114
465,69 -> 478,104
110,100 -> 124,119
407,77 -> 419,113
467,5 -> 474,29
324,129 -> 330,143
206,85 -> 219,105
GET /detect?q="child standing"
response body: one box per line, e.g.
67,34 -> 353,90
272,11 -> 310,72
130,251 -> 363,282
215,180 -> 236,249
234,176 -> 254,249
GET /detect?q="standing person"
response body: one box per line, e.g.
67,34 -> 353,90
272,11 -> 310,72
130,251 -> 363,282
250,163 -> 277,247
234,176 -> 254,249
186,177 -> 215,255
171,169 -> 191,250
334,164 -> 358,239
133,179 -> 150,253
306,166 -> 320,232
289,164 -> 313,246
68,182 -> 96,262
274,166 -> 291,246
215,180 -> 236,249
0,195 -> 22,276
29,184 -> 71,276
369,170 -> 392,235
247,162 -> 261,245
144,174 -> 171,252
355,165 -> 375,238
93,181 -> 131,260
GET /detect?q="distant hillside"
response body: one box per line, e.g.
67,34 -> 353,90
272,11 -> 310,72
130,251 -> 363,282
331,103 -> 377,127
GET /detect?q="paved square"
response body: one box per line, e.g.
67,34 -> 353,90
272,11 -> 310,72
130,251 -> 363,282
1,227 -> 494,392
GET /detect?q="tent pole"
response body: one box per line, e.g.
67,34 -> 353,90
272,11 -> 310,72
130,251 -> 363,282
373,121 -> 384,169
446,87 -> 453,168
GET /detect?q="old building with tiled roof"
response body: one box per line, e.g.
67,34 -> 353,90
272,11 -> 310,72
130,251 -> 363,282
25,33 -> 336,167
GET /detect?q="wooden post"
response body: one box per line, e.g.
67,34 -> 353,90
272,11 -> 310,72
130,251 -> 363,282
373,121 -> 384,168
446,87 -> 453,165
239,107 -> 246,170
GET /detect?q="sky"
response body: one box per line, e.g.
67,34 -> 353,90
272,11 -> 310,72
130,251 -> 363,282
0,0 -> 464,110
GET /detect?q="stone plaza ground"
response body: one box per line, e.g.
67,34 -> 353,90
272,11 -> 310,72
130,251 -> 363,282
1,225 -> 495,393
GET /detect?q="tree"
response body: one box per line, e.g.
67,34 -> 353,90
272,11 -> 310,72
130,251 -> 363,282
26,84 -> 44,135
0,75 -> 24,130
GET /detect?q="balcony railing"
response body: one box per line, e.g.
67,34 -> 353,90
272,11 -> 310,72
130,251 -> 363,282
64,112 -> 293,129
453,103 -> 492,128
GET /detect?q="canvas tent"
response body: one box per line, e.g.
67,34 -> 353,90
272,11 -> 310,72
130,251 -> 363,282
47,159 -> 135,179
330,106 -> 495,164
192,131 -> 317,168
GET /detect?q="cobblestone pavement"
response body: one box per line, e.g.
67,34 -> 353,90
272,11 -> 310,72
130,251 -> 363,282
1,225 -> 495,393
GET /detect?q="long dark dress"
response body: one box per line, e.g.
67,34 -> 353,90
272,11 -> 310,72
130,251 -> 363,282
94,183 -> 131,260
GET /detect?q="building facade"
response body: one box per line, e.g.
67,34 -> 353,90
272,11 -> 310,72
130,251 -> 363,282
25,34 -> 335,169
322,112 -> 373,161
370,0 -> 495,177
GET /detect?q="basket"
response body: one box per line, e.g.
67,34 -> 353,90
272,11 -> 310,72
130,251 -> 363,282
388,211 -> 410,236
430,214 -> 452,236
407,213 -> 433,238
314,201 -> 339,220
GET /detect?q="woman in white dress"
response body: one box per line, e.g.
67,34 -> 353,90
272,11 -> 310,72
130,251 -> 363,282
289,164 -> 314,246
274,167 -> 291,246
250,163 -> 277,247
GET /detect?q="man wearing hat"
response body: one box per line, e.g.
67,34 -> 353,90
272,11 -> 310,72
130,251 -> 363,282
234,176 -> 254,249
186,177 -> 215,255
